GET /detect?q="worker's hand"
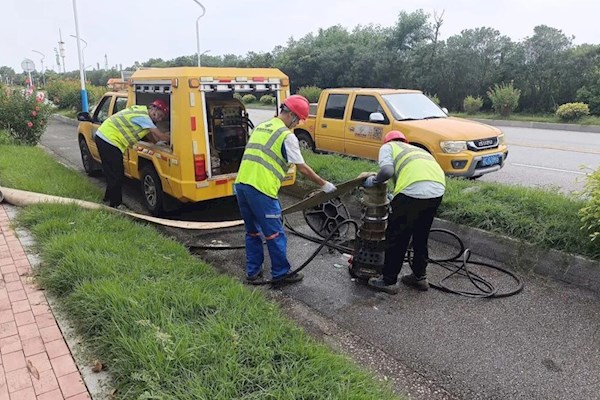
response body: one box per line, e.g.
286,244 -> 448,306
363,176 -> 376,188
320,181 -> 337,193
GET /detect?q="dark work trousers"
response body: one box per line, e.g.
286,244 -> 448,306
94,135 -> 125,207
382,193 -> 443,285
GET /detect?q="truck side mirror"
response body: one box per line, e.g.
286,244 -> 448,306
76,111 -> 92,122
441,107 -> 449,115
369,112 -> 385,123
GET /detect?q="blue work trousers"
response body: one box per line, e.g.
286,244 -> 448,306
235,183 -> 292,279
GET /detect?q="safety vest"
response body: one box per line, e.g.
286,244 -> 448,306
98,105 -> 151,153
235,118 -> 291,198
389,141 -> 446,196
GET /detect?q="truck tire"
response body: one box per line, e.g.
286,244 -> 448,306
78,136 -> 101,176
140,165 -> 165,216
295,131 -> 314,151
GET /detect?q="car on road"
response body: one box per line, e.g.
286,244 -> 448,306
294,88 -> 509,178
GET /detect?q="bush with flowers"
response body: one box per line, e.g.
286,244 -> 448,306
0,89 -> 53,145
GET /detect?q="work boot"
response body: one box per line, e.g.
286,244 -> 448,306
367,277 -> 399,295
400,274 -> 429,291
271,272 -> 304,286
245,270 -> 264,284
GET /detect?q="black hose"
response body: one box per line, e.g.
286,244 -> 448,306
188,217 -> 523,297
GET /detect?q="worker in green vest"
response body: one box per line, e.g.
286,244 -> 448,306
235,95 -> 336,285
94,99 -> 171,209
363,130 -> 446,294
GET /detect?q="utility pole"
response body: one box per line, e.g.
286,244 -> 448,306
104,54 -> 108,70
54,47 -> 61,71
58,29 -> 66,73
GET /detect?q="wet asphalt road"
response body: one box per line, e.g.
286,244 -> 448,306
39,119 -> 600,400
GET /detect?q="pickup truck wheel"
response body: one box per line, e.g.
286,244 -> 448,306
78,137 -> 101,176
140,166 -> 165,216
296,132 -> 314,151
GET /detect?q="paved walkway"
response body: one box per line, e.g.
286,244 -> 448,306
0,205 -> 91,400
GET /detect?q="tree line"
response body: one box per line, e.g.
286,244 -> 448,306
2,10 -> 599,115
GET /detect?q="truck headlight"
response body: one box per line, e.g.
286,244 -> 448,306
440,140 -> 467,153
498,134 -> 505,145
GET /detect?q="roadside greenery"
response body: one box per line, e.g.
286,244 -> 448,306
580,167 -> 600,241
0,145 -> 397,399
0,90 -> 52,145
45,79 -> 106,111
301,151 -> 599,261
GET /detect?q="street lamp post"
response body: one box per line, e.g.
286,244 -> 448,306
32,50 -> 46,87
71,0 -> 89,112
191,0 -> 206,67
70,34 -> 87,82
200,49 -> 211,67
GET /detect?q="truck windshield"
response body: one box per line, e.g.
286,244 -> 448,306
382,93 -> 447,121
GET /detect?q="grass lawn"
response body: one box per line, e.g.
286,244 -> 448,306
1,144 -> 398,399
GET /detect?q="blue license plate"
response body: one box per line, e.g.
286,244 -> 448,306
481,154 -> 501,167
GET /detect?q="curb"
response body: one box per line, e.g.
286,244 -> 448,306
52,114 -> 79,127
282,184 -> 600,294
470,118 -> 600,134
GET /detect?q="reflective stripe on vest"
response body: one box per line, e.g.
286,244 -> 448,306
236,120 -> 291,198
390,142 -> 446,196
98,106 -> 150,153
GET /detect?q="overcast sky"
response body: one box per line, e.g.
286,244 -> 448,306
2,0 -> 598,73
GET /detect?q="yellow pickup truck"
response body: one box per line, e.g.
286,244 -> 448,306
294,88 -> 508,178
76,67 -> 295,215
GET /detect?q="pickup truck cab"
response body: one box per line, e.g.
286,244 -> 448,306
76,67 -> 296,215
294,88 -> 508,178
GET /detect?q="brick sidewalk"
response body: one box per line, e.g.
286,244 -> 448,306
0,205 -> 91,400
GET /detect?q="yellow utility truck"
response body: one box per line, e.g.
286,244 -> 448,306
77,67 -> 295,215
294,88 -> 508,178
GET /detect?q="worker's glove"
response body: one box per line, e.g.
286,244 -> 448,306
320,181 -> 337,193
363,176 -> 376,188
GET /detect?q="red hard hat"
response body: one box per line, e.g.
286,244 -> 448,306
283,95 -> 310,121
384,130 -> 408,144
150,99 -> 169,114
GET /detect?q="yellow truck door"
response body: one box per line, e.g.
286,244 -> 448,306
344,93 -> 393,160
88,94 -> 116,159
314,92 -> 350,154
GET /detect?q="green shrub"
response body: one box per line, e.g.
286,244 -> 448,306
241,94 -> 256,104
487,82 -> 521,117
463,95 -> 484,114
555,102 -> 590,121
233,93 -> 243,101
259,94 -> 276,105
0,129 -> 16,145
297,86 -> 322,103
45,79 -> 106,111
0,90 -> 53,145
580,167 -> 600,242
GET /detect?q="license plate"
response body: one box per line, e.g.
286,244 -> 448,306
481,154 -> 501,167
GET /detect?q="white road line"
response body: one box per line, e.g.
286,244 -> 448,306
510,163 -> 588,175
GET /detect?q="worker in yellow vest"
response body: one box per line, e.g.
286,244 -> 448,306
235,95 -> 337,285
363,130 -> 446,294
94,99 -> 171,209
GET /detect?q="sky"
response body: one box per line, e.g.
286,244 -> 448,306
1,0 -> 598,74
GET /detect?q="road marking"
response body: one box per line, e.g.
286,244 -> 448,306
510,163 -> 588,175
507,141 -> 600,155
